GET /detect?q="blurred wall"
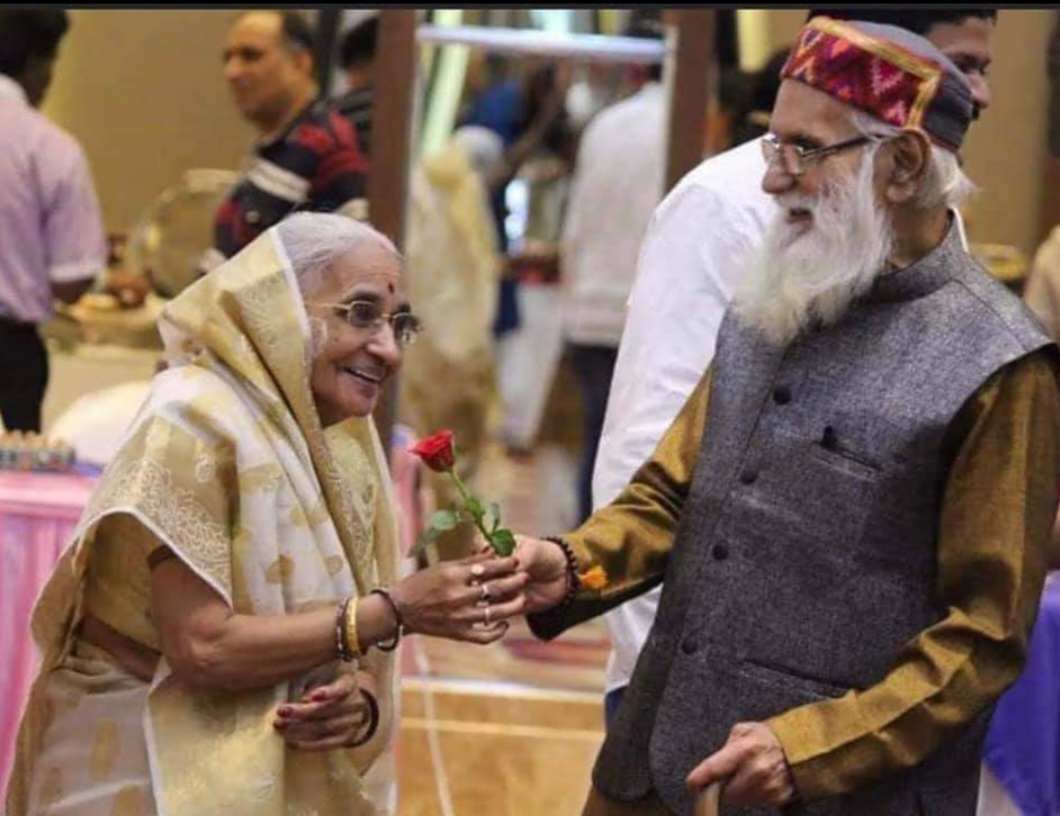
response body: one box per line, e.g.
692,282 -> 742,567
765,8 -> 807,57
42,10 -> 254,234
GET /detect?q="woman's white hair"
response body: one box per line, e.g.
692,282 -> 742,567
276,212 -> 399,296
276,212 -> 399,354
849,108 -> 977,210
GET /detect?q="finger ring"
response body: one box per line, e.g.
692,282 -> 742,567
479,582 -> 491,602
483,605 -> 492,625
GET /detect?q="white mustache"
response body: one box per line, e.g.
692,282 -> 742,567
775,195 -> 817,213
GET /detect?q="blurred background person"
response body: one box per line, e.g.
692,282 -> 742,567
559,17 -> 666,523
462,56 -> 575,346
460,58 -> 578,455
335,15 -> 376,159
0,10 -> 107,433
1024,225 -> 1060,340
201,10 -> 368,274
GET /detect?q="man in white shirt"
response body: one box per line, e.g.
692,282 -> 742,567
593,7 -> 998,725
0,10 -> 108,432
562,18 -> 667,523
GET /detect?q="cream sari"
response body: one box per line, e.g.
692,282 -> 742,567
7,229 -> 400,816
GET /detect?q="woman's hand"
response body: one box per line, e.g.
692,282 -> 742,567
273,672 -> 373,751
390,551 -> 527,644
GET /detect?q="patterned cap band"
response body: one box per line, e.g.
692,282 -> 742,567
781,17 -> 974,152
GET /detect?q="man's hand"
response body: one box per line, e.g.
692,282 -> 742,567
686,722 -> 796,809
512,535 -> 571,614
103,269 -> 151,308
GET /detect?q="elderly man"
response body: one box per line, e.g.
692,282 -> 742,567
593,7 -> 999,733
201,10 -> 368,273
511,18 -> 1060,816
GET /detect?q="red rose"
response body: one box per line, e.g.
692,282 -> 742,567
410,430 -> 456,473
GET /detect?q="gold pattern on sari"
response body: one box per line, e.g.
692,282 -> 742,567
265,555 -> 297,585
88,721 -> 119,783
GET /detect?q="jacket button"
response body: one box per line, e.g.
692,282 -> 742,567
739,469 -> 757,485
246,209 -> 262,225
773,385 -> 792,405
712,544 -> 729,561
681,638 -> 698,655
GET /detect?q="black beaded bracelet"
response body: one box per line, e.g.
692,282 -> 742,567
349,688 -> 381,748
369,587 -> 404,652
543,536 -> 579,608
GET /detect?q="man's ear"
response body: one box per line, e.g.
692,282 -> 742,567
292,47 -> 314,78
883,129 -> 931,205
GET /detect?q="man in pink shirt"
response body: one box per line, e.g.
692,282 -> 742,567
0,10 -> 109,432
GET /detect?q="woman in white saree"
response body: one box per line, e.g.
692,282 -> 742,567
7,213 -> 526,816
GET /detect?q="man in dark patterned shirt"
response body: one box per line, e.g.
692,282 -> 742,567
202,10 -> 368,273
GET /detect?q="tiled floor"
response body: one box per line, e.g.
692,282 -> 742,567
395,651 -> 605,816
395,433 -> 611,816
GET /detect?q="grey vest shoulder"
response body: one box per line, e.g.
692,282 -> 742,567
593,228 -> 1056,816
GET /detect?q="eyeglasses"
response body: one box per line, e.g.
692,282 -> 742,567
312,300 -> 423,349
761,133 -> 882,178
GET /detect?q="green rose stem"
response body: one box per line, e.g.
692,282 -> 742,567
446,467 -> 495,549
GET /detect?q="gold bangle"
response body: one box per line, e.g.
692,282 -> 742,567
344,597 -> 363,661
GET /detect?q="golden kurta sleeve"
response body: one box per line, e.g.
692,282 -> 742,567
767,349 -> 1060,801
528,370 -> 712,638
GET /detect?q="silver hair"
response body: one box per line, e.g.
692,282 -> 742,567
276,212 -> 399,296
848,109 -> 977,210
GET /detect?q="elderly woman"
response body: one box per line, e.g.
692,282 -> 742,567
7,213 -> 525,816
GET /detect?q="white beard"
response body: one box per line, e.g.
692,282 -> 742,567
733,153 -> 895,346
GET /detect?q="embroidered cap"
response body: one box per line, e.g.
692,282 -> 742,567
780,17 -> 974,152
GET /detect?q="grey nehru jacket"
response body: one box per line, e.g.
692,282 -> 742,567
584,224 -> 1055,816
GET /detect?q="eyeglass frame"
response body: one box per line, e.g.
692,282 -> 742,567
761,132 -> 884,178
309,300 -> 424,349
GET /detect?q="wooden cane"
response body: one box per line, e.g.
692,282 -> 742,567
694,782 -> 722,816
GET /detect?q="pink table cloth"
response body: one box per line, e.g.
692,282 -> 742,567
0,470 -> 96,800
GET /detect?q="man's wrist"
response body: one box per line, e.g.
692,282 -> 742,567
542,536 -> 579,607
